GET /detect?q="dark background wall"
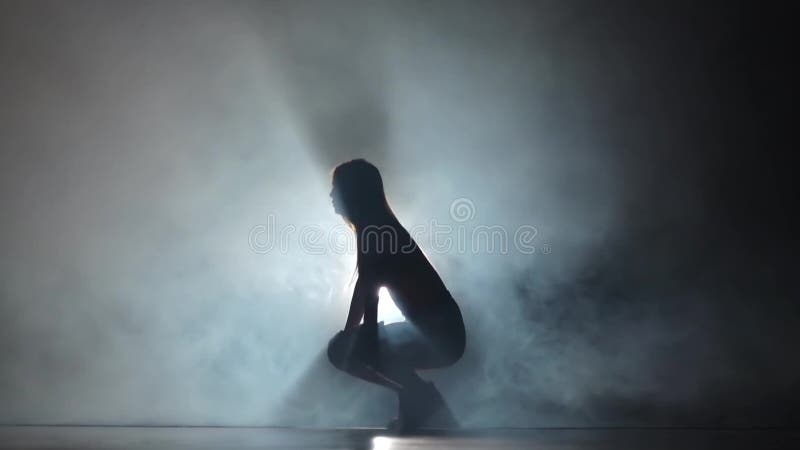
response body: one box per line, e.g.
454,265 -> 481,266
0,0 -> 796,427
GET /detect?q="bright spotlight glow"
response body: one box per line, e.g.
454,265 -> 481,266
371,436 -> 394,450
378,287 -> 405,324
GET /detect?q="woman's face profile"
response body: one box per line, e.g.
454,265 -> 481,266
330,184 -> 344,216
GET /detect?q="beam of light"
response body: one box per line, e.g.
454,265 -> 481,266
378,287 -> 405,325
371,436 -> 395,450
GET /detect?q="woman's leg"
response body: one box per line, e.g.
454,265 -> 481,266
328,303 -> 466,386
327,327 -> 402,391
373,320 -> 464,430
328,317 -> 465,430
371,322 -> 434,389
326,323 -> 442,393
377,314 -> 466,371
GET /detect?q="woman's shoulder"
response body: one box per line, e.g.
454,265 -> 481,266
359,220 -> 411,253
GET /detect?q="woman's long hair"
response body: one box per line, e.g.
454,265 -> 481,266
331,159 -> 400,274
331,159 -> 396,230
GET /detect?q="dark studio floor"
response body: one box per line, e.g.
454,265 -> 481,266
1,426 -> 798,450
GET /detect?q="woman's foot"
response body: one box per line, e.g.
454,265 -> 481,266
386,416 -> 404,432
388,381 -> 445,432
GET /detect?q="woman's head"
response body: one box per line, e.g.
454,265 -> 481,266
330,159 -> 391,227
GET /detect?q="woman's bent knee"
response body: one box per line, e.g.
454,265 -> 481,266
327,334 -> 346,370
439,327 -> 466,367
439,339 -> 464,367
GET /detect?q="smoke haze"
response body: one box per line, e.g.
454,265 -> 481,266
1,0 -> 796,427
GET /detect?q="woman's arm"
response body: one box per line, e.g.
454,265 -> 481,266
344,272 -> 378,330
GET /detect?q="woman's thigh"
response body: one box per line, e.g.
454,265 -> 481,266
329,317 -> 464,372
377,320 -> 463,370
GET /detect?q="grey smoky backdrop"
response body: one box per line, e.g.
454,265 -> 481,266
1,0 -> 796,427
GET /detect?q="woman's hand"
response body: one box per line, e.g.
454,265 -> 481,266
344,273 -> 379,330
338,327 -> 357,337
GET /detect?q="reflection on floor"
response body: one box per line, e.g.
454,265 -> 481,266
0,426 -> 798,450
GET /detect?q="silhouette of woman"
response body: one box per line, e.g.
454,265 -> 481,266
326,159 -> 466,431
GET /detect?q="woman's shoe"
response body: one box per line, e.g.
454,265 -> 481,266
386,416 -> 404,432
393,381 -> 444,432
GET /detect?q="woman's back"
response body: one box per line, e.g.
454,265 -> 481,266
359,219 -> 456,320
